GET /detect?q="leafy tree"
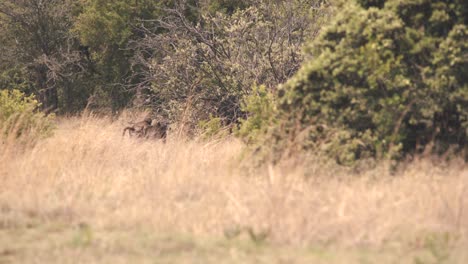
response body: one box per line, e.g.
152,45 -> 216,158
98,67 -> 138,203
274,0 -> 467,164
0,0 -> 92,112
132,0 -> 330,132
72,0 -> 165,112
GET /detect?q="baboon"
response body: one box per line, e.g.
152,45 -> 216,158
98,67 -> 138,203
122,117 -> 153,137
144,121 -> 168,141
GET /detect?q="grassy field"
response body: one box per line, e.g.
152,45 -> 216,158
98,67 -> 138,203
1,116 -> 467,263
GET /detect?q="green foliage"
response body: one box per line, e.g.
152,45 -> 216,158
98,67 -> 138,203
133,0 -> 330,131
73,0 -> 164,111
356,0 -> 386,9
203,0 -> 250,15
236,85 -> 277,144
0,0 -> 330,124
74,0 -> 163,49
198,116 -> 229,140
0,0 -> 98,113
0,89 -> 55,141
0,66 -> 30,94
276,0 -> 467,164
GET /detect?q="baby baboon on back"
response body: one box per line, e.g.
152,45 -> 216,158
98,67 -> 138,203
122,117 -> 152,137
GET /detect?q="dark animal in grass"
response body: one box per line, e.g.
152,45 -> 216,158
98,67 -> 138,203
122,117 -> 152,137
144,121 -> 168,141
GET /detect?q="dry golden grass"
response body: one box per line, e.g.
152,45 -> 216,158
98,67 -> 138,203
1,115 -> 467,263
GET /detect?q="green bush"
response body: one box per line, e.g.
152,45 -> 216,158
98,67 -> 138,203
275,0 -> 467,164
0,89 -> 55,142
236,85 -> 277,144
198,116 -> 229,140
132,0 -> 330,130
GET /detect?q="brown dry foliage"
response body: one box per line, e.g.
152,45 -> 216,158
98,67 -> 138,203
0,116 -> 467,255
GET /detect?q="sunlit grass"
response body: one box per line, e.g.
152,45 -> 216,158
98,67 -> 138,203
0,115 -> 467,263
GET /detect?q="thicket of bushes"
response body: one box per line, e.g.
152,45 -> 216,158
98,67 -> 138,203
1,0 -> 466,164
0,90 -> 55,143
269,0 -> 467,164
132,0 -> 329,131
0,0 -> 329,125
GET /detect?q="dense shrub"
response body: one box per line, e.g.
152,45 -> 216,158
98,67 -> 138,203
131,0 -> 330,131
274,0 -> 467,164
200,85 -> 277,141
0,0 -> 94,113
236,85 -> 277,144
0,89 -> 55,142
198,116 -> 229,140
0,0 -> 330,124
